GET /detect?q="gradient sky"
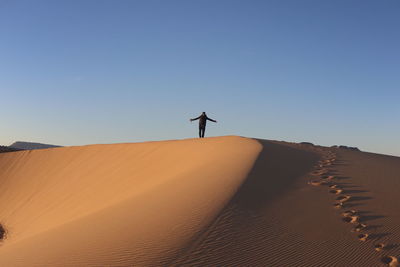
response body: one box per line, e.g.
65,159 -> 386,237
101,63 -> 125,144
1,0 -> 399,155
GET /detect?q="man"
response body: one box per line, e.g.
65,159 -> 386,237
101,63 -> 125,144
190,112 -> 217,138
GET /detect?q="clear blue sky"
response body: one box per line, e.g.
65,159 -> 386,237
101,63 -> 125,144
1,0 -> 399,156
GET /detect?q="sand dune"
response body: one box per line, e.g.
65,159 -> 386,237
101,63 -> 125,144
0,136 -> 261,266
0,136 -> 399,266
169,140 -> 400,266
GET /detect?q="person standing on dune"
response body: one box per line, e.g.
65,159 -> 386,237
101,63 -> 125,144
190,112 -> 217,138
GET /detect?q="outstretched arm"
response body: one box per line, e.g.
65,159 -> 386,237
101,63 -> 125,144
190,116 -> 201,122
206,117 -> 217,123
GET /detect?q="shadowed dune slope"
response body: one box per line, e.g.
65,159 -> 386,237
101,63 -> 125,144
169,140 -> 321,266
329,149 -> 400,266
170,143 -> 400,266
0,136 -> 261,266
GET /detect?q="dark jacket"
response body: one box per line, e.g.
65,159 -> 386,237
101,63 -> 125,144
191,114 -> 216,127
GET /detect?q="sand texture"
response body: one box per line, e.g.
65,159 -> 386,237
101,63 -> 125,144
0,136 -> 261,266
0,136 -> 399,266
171,141 -> 400,266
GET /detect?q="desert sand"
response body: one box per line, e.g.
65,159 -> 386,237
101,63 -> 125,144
0,136 -> 399,266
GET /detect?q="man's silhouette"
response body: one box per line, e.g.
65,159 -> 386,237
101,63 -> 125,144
190,112 -> 217,138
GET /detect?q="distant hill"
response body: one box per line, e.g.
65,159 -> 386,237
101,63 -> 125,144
0,145 -> 21,153
9,141 -> 62,150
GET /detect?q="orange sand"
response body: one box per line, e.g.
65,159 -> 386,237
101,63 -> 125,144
0,136 -> 261,266
0,136 -> 399,266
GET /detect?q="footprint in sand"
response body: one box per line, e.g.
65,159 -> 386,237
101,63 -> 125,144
308,180 -> 329,186
333,202 -> 344,209
381,256 -> 399,266
329,189 -> 343,194
358,233 -> 369,241
336,195 -> 351,203
343,215 -> 360,224
342,210 -> 357,217
352,223 -> 367,232
322,175 -> 335,181
312,169 -> 329,176
341,209 -> 359,223
329,184 -> 338,189
375,243 -> 386,252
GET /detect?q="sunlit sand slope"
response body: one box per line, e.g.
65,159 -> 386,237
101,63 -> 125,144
0,136 -> 261,266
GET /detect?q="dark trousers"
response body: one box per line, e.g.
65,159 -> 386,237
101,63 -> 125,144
199,126 -> 205,138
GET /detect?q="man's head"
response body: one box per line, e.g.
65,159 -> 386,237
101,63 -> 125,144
202,112 -> 206,115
